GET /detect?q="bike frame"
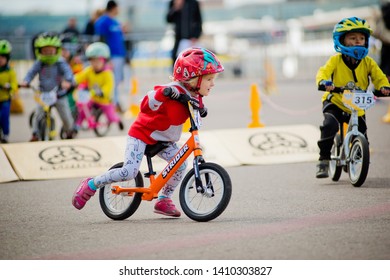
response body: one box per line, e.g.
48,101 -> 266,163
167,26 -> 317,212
33,90 -> 57,141
110,103 -> 205,201
332,89 -> 371,166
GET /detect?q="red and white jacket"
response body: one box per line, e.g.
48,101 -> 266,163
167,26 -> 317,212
129,82 -> 202,145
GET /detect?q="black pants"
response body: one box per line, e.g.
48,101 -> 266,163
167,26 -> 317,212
317,101 -> 367,160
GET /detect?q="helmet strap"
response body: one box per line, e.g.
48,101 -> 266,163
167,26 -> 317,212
183,75 -> 203,95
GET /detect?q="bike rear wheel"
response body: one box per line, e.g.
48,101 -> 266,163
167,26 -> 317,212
94,109 -> 110,137
179,162 -> 232,222
38,114 -> 55,141
99,162 -> 143,220
329,134 -> 342,181
348,135 -> 369,187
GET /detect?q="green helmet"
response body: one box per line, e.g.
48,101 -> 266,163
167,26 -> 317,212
0,40 -> 12,55
34,32 -> 62,64
85,42 -> 110,59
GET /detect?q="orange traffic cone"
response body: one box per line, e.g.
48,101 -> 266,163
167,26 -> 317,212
248,83 -> 265,128
125,77 -> 140,118
382,105 -> 390,123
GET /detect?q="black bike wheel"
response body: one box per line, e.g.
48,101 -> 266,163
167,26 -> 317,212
94,109 -> 110,137
348,135 -> 370,187
179,162 -> 232,222
38,117 -> 46,141
329,134 -> 342,181
99,162 -> 143,220
29,111 -> 35,128
49,116 -> 55,140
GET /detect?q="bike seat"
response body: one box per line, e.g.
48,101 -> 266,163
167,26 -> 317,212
145,141 -> 171,158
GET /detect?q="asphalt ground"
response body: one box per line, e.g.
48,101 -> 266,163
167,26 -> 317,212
1,76 -> 390,278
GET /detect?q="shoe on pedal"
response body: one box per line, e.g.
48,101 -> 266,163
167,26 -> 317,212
154,198 -> 181,217
316,160 -> 329,178
72,177 -> 96,210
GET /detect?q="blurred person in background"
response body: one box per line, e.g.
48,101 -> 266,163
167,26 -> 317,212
373,1 -> 390,122
0,40 -> 18,143
166,0 -> 203,68
62,17 -> 80,40
84,9 -> 104,37
94,0 -> 127,113
21,32 -> 75,141
72,42 -> 123,133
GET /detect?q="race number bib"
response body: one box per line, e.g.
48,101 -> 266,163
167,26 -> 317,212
189,104 -> 202,128
41,90 -> 57,106
352,90 -> 375,110
342,90 -> 375,111
77,89 -> 90,104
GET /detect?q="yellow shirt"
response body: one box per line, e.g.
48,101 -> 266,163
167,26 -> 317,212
0,67 -> 18,102
74,66 -> 114,105
316,54 -> 390,116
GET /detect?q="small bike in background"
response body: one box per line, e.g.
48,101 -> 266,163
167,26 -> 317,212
22,85 -> 60,141
74,88 -> 123,137
319,81 -> 388,187
99,87 -> 232,222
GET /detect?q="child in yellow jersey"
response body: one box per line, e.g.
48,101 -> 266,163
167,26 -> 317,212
73,42 -> 123,131
0,40 -> 18,143
315,17 -> 390,178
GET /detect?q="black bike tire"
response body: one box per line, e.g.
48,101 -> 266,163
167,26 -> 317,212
49,116 -> 55,140
29,111 -> 35,128
60,125 -> 66,140
99,162 -> 143,220
38,117 -> 46,141
330,134 -> 342,181
348,135 -> 370,187
94,109 -> 110,137
179,162 -> 232,222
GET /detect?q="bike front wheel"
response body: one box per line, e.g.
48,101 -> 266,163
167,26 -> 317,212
94,109 -> 111,137
329,134 -> 342,181
38,114 -> 55,141
179,162 -> 232,222
99,162 -> 144,220
348,135 -> 370,187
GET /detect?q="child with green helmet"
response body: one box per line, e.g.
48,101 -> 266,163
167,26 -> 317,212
0,39 -> 18,143
20,32 -> 76,141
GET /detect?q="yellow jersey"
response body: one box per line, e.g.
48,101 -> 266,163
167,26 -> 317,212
316,54 -> 390,116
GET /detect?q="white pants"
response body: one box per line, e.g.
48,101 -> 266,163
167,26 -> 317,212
93,136 -> 187,198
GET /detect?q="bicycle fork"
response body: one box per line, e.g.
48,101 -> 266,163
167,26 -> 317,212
193,156 -> 215,197
343,112 -> 365,164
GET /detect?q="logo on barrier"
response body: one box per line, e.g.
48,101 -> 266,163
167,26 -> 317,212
38,145 -> 106,170
39,145 -> 101,164
248,131 -> 315,155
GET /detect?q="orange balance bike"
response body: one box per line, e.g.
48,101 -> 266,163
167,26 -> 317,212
99,88 -> 232,222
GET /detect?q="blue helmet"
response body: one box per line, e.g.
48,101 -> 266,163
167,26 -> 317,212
333,17 -> 373,60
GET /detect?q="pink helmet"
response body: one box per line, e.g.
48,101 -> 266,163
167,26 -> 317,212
173,47 -> 224,82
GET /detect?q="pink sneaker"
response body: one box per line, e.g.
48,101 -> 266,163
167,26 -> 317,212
154,198 -> 181,217
72,177 -> 96,210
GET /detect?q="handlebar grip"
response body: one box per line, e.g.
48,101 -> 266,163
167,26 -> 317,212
374,88 -> 390,97
163,87 -> 173,96
318,85 -> 343,93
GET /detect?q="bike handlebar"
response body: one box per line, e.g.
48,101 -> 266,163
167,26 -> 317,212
318,84 -> 390,97
163,87 -> 192,104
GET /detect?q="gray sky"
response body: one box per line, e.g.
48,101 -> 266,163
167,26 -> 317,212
2,0 -> 106,15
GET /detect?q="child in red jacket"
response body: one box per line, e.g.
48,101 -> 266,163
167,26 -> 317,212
72,47 -> 224,217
